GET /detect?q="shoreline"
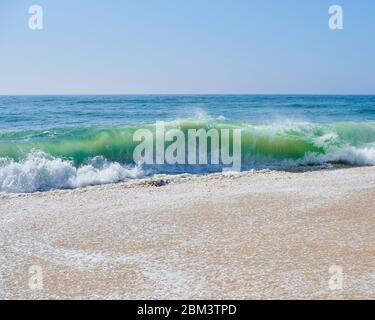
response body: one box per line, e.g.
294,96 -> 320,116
1,166 -> 375,299
0,163 -> 357,198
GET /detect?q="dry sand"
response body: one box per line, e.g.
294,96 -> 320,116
0,166 -> 375,300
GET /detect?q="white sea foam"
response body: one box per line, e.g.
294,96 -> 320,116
0,152 -> 144,193
1,144 -> 375,193
304,146 -> 375,166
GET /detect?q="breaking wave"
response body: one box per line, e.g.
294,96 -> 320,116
0,152 -> 144,193
1,119 -> 375,193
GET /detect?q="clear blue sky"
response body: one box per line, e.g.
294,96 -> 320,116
0,0 -> 374,94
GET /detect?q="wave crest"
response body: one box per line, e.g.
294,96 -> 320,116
0,152 -> 144,193
1,120 -> 375,193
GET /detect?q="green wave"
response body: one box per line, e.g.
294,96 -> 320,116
1,120 -> 375,166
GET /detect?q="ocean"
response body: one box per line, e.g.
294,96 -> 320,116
1,95 -> 375,193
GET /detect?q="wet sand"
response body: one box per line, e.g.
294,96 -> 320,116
1,167 -> 375,299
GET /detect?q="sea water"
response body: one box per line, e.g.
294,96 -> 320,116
0,95 -> 374,193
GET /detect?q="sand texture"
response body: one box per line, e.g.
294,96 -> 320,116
1,167 -> 375,299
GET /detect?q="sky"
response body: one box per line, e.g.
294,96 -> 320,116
0,0 -> 374,95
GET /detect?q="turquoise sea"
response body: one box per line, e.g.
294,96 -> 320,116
1,95 -> 375,193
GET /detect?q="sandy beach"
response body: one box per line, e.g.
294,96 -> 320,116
1,166 -> 375,300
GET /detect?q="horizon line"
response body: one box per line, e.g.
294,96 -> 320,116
1,93 -> 375,97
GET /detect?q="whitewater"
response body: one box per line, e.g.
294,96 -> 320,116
1,95 -> 375,193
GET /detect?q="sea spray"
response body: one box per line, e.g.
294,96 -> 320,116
1,119 -> 375,193
0,152 -> 144,193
